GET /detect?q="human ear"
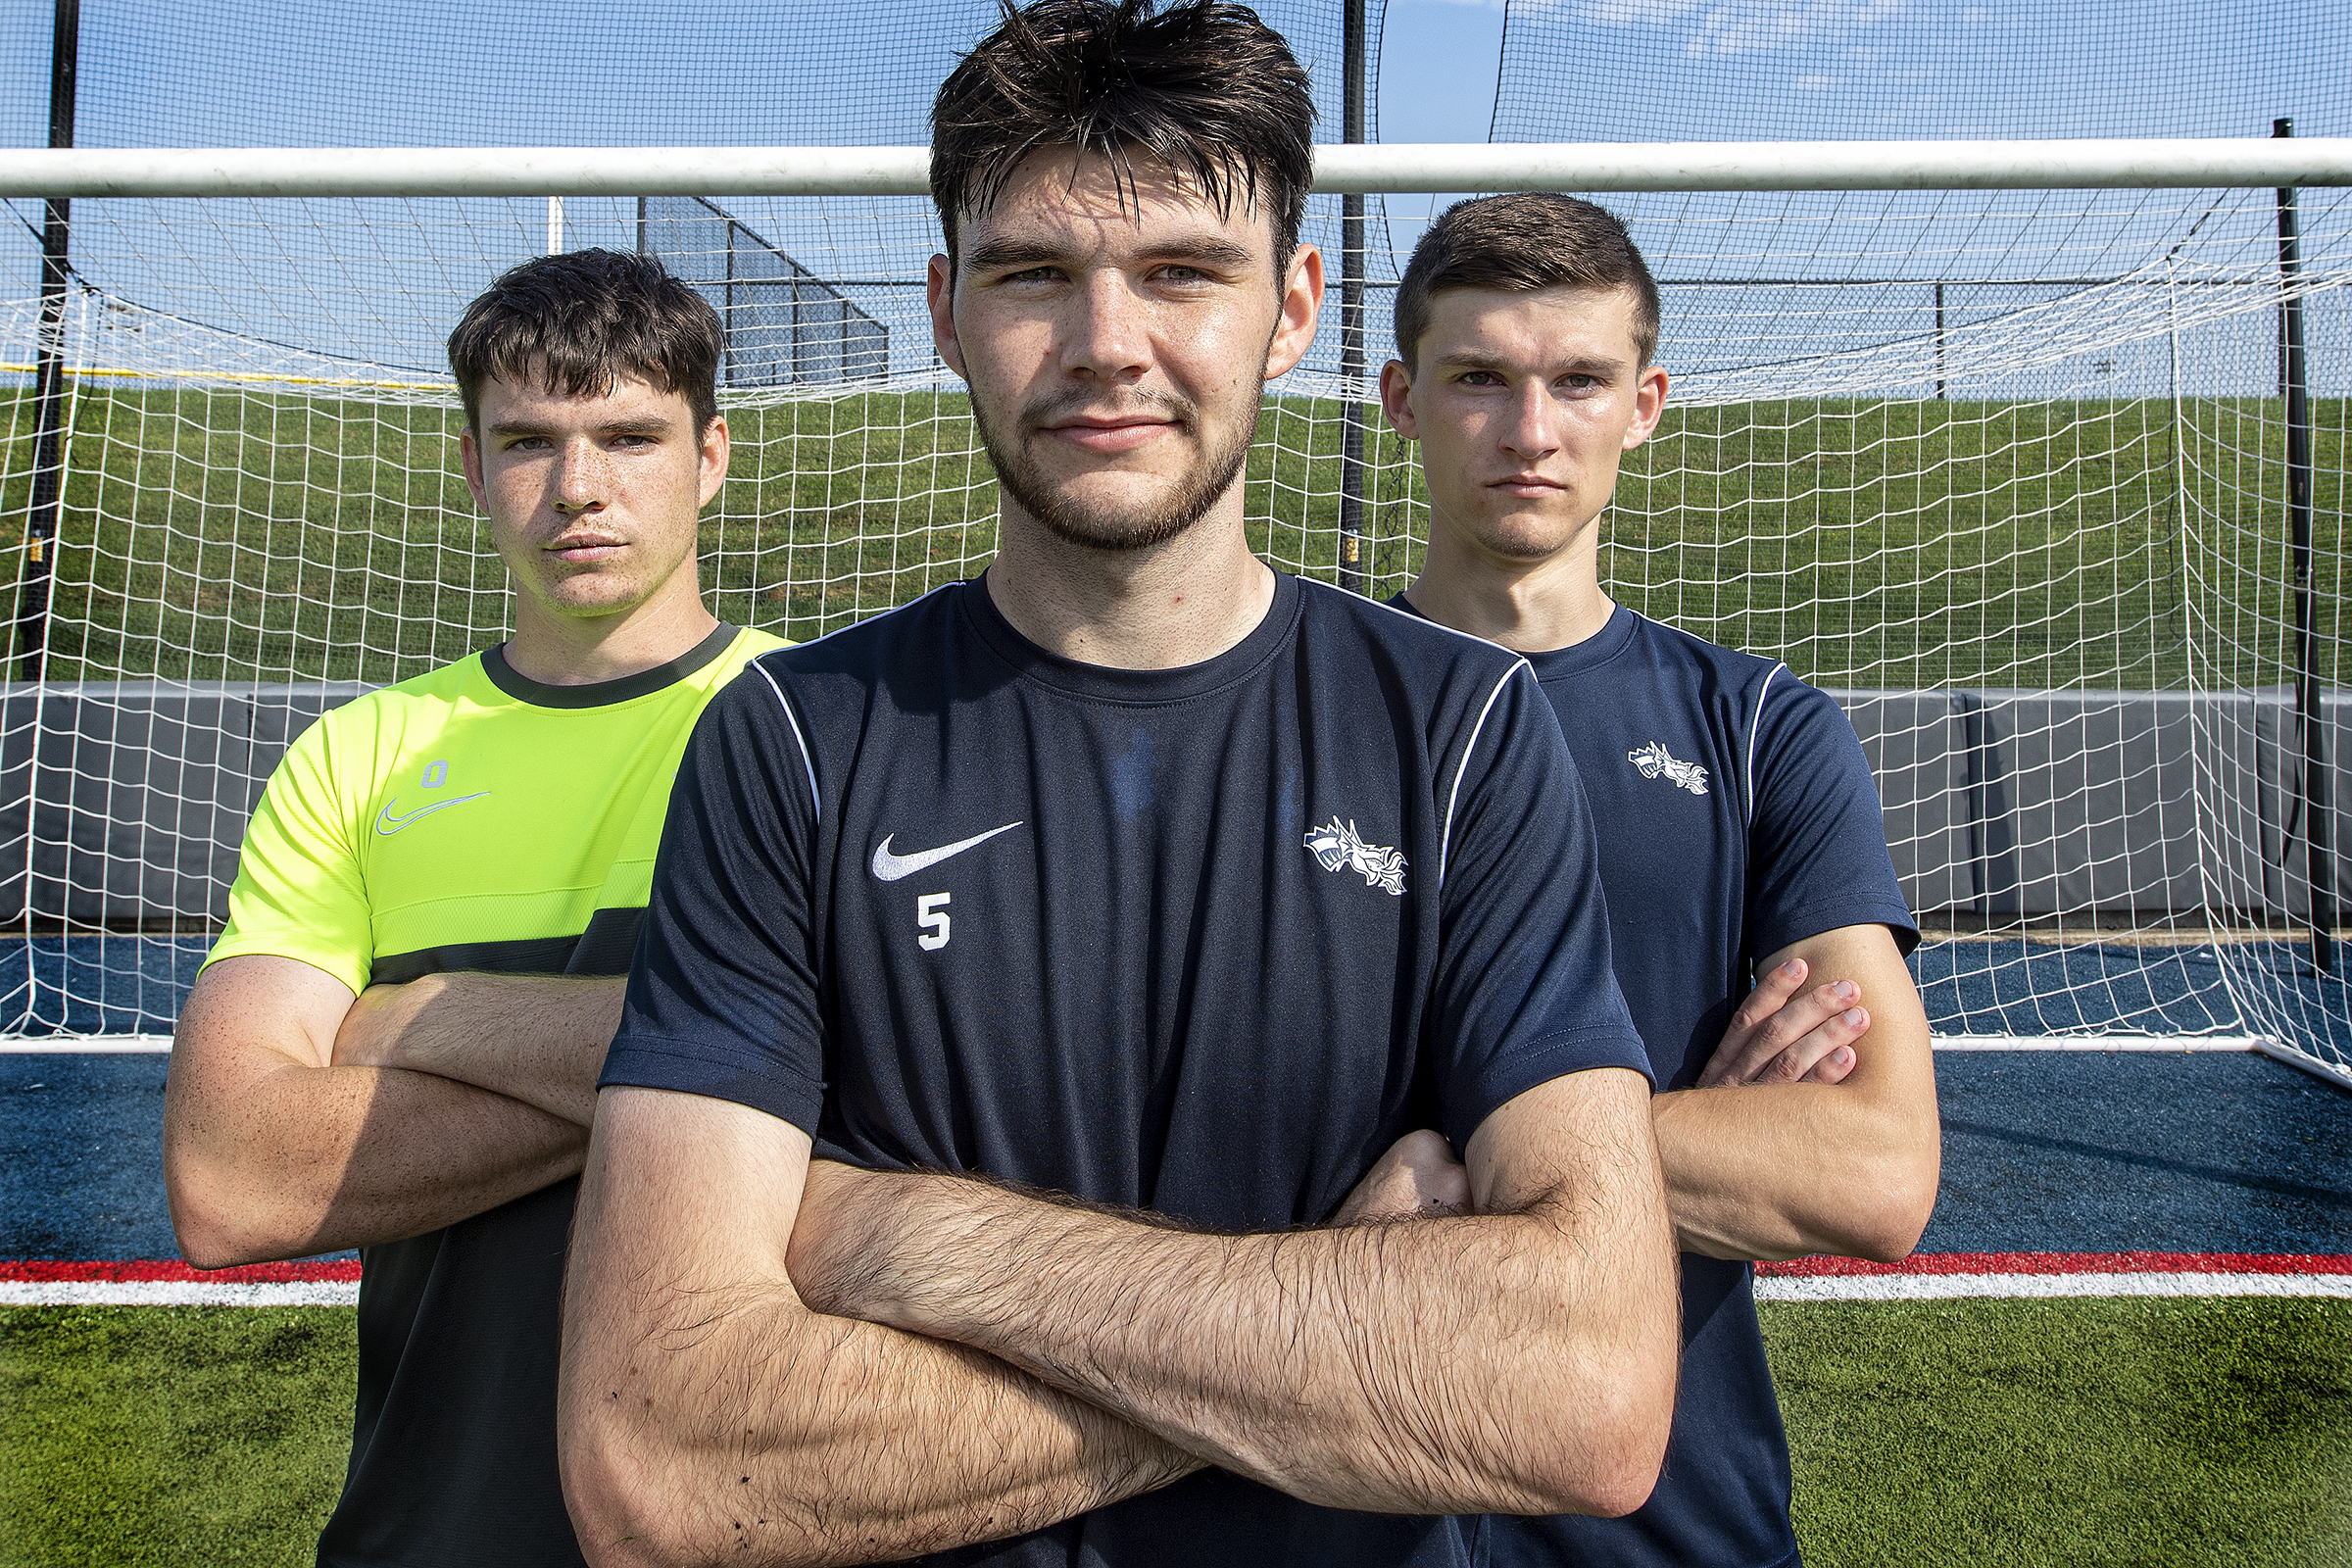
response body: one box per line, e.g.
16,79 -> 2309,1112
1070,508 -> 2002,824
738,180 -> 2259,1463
1378,360 -> 1419,441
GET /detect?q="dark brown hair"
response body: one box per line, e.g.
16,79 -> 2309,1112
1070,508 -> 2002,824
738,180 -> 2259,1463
931,0 -> 1316,271
447,249 -> 723,432
1393,194 -> 1661,371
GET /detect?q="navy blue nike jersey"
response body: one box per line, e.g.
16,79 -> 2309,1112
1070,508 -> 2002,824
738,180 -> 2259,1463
1443,603 -> 1918,1568
604,572 -> 1650,1568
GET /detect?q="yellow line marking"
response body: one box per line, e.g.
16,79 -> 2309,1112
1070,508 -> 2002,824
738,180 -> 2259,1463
0,363 -> 450,391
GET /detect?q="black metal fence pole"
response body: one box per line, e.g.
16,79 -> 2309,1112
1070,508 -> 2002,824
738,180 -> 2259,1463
1336,0 -> 1368,595
2276,118 -> 2331,972
15,0 -> 78,684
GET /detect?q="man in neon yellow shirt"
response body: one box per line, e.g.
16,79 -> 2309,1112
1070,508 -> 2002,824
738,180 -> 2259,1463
163,249 -> 784,1568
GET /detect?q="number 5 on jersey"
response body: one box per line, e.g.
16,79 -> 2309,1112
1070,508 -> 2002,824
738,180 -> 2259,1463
916,892 -> 951,951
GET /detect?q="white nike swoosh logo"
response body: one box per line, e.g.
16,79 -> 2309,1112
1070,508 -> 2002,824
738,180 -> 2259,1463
870,821 -> 1025,881
373,792 -> 491,836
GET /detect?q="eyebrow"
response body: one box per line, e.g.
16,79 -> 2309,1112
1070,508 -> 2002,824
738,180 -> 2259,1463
486,418 -> 672,439
1436,351 -> 1631,376
963,233 -> 1258,274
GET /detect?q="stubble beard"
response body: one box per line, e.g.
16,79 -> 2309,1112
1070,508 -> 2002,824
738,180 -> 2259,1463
974,383 -> 1259,554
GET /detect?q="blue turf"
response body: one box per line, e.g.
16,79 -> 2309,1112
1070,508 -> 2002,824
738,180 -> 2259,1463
4,1048 -> 2344,1263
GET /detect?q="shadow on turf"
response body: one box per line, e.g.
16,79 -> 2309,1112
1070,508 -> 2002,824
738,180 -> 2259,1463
1941,1117 -> 2352,1212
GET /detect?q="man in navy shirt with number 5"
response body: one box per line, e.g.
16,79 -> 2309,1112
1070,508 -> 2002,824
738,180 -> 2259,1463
1373,193 -> 1944,1567
558,7 -> 1682,1566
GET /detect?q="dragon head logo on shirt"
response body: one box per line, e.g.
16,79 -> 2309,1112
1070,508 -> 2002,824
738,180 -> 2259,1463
1303,816 -> 1408,896
1628,741 -> 1710,796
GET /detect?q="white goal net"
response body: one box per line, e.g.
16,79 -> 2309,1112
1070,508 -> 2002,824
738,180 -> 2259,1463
1,0 -> 2348,1087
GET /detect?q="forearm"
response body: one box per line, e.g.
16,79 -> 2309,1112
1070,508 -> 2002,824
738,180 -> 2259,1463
561,1093 -> 1196,1568
332,972 -> 623,1126
565,1287 -> 1195,1568
803,1152 -> 1677,1515
166,1058 -> 582,1266
1651,1080 -> 1939,1261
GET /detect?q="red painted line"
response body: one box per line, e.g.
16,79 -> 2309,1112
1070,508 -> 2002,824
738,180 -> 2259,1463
1758,1251 -> 2352,1278
0,1259 -> 362,1284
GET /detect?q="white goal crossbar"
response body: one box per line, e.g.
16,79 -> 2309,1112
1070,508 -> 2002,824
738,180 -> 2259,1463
4,138 -> 2351,200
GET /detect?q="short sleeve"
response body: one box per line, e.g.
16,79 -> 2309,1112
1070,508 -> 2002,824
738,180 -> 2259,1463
1429,664 -> 1653,1150
1746,677 -> 1920,958
599,663 -> 828,1132
204,714 -> 374,997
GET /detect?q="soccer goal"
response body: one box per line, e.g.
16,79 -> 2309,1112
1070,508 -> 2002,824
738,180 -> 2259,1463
0,138 -> 2347,1087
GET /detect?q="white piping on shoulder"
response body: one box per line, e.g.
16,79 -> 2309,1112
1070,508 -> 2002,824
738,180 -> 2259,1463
1328,581 -> 1537,894
744,583 -> 961,821
1744,662 -> 1786,825
754,659 -> 821,820
1441,662 -> 1528,892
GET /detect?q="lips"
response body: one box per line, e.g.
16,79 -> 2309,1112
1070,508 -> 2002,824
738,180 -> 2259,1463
547,534 -> 628,561
1489,474 -> 1567,495
1043,416 -> 1176,454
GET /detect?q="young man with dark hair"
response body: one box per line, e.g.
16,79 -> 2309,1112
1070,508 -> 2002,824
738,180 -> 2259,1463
557,5 -> 1681,1566
164,248 -> 785,1568
1377,191 -> 1943,1568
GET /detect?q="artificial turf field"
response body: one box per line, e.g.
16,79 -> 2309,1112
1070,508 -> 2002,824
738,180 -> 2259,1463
5,1049 -> 2348,1567
3,1298 -> 2347,1567
0,386 -> 2343,693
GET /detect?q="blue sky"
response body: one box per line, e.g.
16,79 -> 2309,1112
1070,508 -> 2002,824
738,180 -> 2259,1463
0,0 -> 2343,392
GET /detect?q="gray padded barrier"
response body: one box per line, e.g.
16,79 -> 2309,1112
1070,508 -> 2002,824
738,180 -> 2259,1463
0,683 -> 369,925
1828,686 -> 2345,919
0,681 -> 2340,926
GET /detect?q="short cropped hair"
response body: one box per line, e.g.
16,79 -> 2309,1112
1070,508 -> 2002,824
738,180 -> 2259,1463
931,0 -> 1316,272
1393,194 -> 1661,371
447,249 -> 723,433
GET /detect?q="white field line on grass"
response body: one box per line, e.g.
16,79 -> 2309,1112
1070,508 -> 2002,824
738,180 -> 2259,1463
1757,1272 -> 2352,1302
0,1280 -> 361,1306
0,1035 -> 173,1053
12,1274 -> 2345,1307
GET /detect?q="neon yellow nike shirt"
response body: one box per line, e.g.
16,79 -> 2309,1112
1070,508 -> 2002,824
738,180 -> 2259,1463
208,623 -> 788,994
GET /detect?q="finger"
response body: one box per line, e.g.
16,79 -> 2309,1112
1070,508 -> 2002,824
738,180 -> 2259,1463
1757,1005 -> 1872,1086
1705,977 -> 1858,1086
1724,958 -> 1809,1040
1701,959 -> 1808,1086
1798,1044 -> 1858,1085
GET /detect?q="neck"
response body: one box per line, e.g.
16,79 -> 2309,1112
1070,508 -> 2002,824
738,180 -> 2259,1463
502,576 -> 722,687
1404,507 -> 1615,655
986,498 -> 1275,670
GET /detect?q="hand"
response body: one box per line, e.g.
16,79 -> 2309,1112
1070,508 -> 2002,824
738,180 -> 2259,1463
1330,1130 -> 1469,1225
1698,958 -> 1868,1088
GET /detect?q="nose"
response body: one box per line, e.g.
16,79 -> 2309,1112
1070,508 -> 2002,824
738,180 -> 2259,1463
1060,270 -> 1152,382
1499,381 -> 1560,465
551,435 -> 606,514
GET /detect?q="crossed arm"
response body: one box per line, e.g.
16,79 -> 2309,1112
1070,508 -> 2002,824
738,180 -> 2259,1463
1341,924 -> 1940,1264
557,1068 -> 1680,1568
1654,922 -> 1939,1261
163,955 -> 622,1266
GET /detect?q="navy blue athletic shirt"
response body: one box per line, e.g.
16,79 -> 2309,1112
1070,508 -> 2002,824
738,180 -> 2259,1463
1405,601 -> 1917,1568
605,571 -> 1651,1568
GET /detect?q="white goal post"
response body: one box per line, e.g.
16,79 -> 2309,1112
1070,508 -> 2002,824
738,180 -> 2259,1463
0,137 -> 2347,1090
5,137 -> 2351,198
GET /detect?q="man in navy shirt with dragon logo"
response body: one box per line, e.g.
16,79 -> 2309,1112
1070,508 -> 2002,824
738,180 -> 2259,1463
558,5 -> 1687,1565
1374,192 -> 1944,1567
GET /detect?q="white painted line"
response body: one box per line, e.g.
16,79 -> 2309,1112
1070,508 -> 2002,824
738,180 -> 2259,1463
0,1280 -> 359,1306
1757,1272 -> 2352,1302
1931,1034 -> 2265,1053
0,1035 -> 172,1054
